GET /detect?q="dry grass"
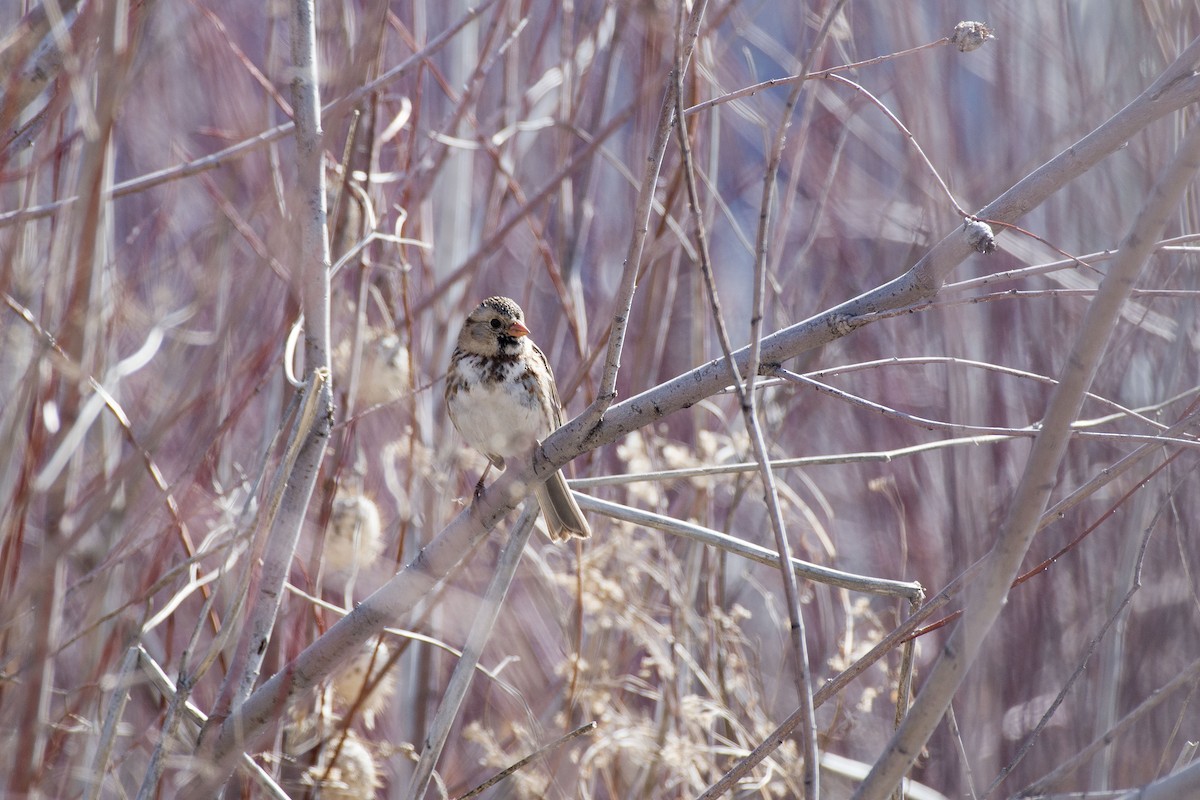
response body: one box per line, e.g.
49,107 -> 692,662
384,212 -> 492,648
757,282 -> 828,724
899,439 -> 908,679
2,1 -> 1199,798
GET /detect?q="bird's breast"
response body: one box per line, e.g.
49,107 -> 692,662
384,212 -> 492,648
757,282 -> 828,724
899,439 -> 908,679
447,354 -> 550,461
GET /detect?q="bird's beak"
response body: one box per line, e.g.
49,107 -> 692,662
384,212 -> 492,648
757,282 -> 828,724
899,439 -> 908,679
508,320 -> 530,338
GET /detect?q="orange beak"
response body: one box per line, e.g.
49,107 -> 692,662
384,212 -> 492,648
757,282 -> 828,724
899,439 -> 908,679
508,320 -> 530,338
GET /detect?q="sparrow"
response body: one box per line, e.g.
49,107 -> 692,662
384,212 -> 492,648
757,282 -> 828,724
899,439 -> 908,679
445,296 -> 591,541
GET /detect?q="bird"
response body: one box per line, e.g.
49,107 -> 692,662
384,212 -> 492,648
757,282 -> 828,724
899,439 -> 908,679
445,296 -> 591,541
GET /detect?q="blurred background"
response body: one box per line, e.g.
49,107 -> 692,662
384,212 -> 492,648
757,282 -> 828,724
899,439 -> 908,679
2,0 -> 1198,797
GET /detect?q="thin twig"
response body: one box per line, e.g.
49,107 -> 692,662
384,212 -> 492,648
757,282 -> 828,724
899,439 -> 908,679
683,37 -> 952,117
852,95 -> 1200,800
1019,656 -> 1200,797
697,398 -> 1200,798
697,565 -> 969,800
404,502 -> 538,800
773,367 -> 1200,448
983,466 -> 1185,798
805,356 -> 1179,431
455,721 -> 599,800
0,0 -> 505,229
198,0 -> 335,788
572,435 -> 1017,487
939,233 -> 1200,294
86,646 -> 139,800
134,647 -> 291,800
824,72 -> 968,218
585,0 -> 709,420
575,493 -> 922,600
743,5 -> 849,795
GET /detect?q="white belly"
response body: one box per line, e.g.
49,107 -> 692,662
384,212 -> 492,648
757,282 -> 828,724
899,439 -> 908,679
448,357 -> 550,464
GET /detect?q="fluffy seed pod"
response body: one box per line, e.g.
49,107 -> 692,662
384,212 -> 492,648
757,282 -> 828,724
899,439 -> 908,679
324,492 -> 384,576
334,329 -> 410,409
301,732 -> 381,800
330,637 -> 396,729
950,20 -> 995,52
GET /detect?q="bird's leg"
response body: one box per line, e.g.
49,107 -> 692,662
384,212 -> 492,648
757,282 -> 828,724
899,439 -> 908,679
473,462 -> 494,499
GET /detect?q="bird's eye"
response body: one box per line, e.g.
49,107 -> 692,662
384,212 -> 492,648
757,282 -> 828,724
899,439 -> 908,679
490,318 -> 502,329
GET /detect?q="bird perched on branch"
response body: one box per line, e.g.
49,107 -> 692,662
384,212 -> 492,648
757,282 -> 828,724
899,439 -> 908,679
445,296 -> 591,542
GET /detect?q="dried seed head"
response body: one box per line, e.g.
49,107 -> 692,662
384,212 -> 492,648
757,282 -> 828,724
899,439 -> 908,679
330,638 -> 397,730
301,732 -> 381,800
964,218 -> 997,254
951,21 -> 996,53
325,492 -> 384,574
333,328 -> 410,408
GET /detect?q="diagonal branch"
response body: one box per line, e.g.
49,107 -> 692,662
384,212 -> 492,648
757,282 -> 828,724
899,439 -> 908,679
200,33 -> 1200,791
850,106 -> 1200,800
553,34 -> 1200,465
404,502 -> 538,800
